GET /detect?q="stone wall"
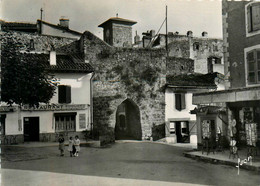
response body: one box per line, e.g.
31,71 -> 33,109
0,31 -> 77,54
112,23 -> 132,47
166,57 -> 194,75
81,31 -> 168,140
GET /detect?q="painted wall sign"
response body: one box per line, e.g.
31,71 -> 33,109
21,104 -> 86,111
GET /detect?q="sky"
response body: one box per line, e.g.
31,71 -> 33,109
0,0 -> 222,39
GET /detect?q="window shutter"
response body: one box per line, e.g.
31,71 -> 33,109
181,94 -> 186,110
252,4 -> 260,31
58,85 -> 66,103
175,94 -> 181,111
247,50 -> 256,84
66,86 -> 71,103
248,5 -> 252,32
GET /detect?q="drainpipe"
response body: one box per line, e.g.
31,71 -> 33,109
90,72 -> 95,139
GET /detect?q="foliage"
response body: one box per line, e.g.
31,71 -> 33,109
140,66 -> 158,86
1,41 -> 58,107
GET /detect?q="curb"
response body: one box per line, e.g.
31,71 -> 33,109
183,152 -> 260,172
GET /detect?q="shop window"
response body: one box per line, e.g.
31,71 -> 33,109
247,3 -> 260,33
246,50 -> 260,85
58,85 -> 71,103
55,113 -> 76,132
175,93 -> 186,111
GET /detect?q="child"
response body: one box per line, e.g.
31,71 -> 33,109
68,137 -> 73,157
73,135 -> 80,157
58,134 -> 65,156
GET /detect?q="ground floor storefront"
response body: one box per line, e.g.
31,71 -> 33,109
193,86 -> 260,156
0,104 -> 91,144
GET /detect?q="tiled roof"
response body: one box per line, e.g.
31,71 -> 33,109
20,53 -> 94,73
98,17 -> 137,27
1,21 -> 37,32
166,73 -> 218,87
37,20 -> 82,36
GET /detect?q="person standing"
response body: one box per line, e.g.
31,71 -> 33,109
68,136 -> 73,157
58,134 -> 65,156
73,135 -> 80,157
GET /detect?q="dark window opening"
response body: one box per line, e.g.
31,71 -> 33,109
58,85 -> 71,103
175,93 -> 186,111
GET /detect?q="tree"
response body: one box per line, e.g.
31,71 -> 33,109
1,40 -> 58,107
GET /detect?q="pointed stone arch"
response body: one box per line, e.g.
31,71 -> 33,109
115,98 -> 142,140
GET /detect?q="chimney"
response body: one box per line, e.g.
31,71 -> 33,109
150,30 -> 155,37
202,31 -> 208,37
50,51 -> 56,65
187,31 -> 193,37
59,16 -> 69,28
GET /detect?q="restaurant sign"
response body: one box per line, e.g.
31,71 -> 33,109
22,104 -> 87,111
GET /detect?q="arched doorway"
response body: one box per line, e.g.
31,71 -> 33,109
115,99 -> 142,140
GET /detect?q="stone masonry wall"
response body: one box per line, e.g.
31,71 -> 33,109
112,23 -> 132,47
0,31 -> 77,54
82,31 -> 168,139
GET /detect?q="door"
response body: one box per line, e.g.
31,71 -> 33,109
24,117 -> 39,141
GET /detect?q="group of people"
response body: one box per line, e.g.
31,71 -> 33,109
58,134 -> 81,157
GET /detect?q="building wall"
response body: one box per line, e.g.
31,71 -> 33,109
224,1 -> 260,88
80,31 -> 194,140
155,34 -> 224,75
50,73 -> 92,105
165,90 -> 196,122
112,23 -> 132,47
0,30 -> 77,53
40,23 -> 81,39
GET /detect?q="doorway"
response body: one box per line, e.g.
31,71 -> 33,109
24,117 -> 39,141
115,99 -> 142,140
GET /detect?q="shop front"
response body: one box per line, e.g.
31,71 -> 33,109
1,104 -> 91,144
193,86 -> 260,154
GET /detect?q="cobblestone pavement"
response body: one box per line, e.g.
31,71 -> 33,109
1,141 -> 260,186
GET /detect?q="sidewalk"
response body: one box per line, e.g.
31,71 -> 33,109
184,148 -> 260,172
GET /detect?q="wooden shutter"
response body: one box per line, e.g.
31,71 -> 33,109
181,94 -> 186,110
247,50 -> 256,84
248,5 -> 252,32
252,4 -> 260,31
58,85 -> 66,103
66,86 -> 71,103
175,94 -> 181,111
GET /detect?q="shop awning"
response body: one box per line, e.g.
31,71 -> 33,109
193,86 -> 260,104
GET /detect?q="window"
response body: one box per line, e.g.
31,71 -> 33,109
247,3 -> 260,34
58,85 -> 71,103
55,113 -> 76,132
246,50 -> 260,84
175,93 -> 186,111
208,57 -> 221,73
29,39 -> 34,50
193,42 -> 200,51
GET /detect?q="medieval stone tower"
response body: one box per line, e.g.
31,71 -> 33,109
98,17 -> 137,47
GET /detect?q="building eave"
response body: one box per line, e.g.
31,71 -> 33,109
193,86 -> 260,105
